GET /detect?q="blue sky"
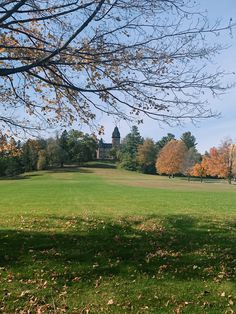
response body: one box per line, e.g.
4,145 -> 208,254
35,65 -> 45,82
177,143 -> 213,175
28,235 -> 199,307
92,0 -> 236,153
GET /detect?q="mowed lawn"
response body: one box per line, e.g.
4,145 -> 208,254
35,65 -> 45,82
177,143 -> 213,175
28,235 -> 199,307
0,167 -> 235,313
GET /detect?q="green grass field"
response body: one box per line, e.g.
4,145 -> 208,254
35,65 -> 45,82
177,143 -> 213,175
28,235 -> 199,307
0,166 -> 235,313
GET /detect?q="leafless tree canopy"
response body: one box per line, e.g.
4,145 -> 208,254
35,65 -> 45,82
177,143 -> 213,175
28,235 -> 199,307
0,0 -> 234,132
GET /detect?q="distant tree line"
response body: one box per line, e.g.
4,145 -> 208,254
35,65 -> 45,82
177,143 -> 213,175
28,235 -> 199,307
0,130 -> 97,177
1,126 -> 236,184
117,126 -> 236,184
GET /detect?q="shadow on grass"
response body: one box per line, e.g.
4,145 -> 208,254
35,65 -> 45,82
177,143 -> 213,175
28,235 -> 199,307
82,161 -> 117,169
48,167 -> 94,174
179,177 -> 227,184
0,215 -> 235,284
0,173 -> 43,180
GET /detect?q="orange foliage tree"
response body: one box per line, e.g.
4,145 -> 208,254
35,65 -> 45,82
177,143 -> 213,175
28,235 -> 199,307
191,161 -> 207,182
156,140 -> 187,177
197,142 -> 236,184
0,134 -> 23,177
0,135 -> 21,157
204,147 -> 227,177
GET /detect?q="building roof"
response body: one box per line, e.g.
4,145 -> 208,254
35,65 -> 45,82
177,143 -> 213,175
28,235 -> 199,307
101,143 -> 112,149
112,126 -> 120,138
98,139 -> 112,148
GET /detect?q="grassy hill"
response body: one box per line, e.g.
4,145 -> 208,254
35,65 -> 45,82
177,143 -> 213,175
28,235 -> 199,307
0,166 -> 235,313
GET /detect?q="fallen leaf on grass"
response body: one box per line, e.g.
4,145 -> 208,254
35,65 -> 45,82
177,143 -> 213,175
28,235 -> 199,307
20,290 -> 31,297
228,299 -> 234,306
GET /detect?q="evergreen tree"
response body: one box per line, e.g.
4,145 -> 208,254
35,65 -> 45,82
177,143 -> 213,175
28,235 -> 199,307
156,133 -> 175,153
58,130 -> 69,167
5,157 -> 23,177
180,131 -> 197,149
122,126 -> 143,157
22,139 -> 40,171
59,130 -> 69,151
119,126 -> 143,171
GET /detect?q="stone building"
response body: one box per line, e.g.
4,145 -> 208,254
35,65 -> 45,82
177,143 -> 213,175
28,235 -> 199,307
96,127 -> 120,159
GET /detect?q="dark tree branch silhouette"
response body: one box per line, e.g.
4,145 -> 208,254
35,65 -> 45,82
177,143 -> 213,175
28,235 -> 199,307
0,0 -> 234,133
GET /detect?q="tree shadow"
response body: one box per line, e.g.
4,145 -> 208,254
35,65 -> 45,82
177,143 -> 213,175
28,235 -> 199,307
178,177 -> 233,185
47,167 -> 93,174
83,161 -> 117,169
0,214 -> 235,283
0,173 -> 42,180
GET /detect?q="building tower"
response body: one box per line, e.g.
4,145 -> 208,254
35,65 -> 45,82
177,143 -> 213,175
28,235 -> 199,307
112,126 -> 120,148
